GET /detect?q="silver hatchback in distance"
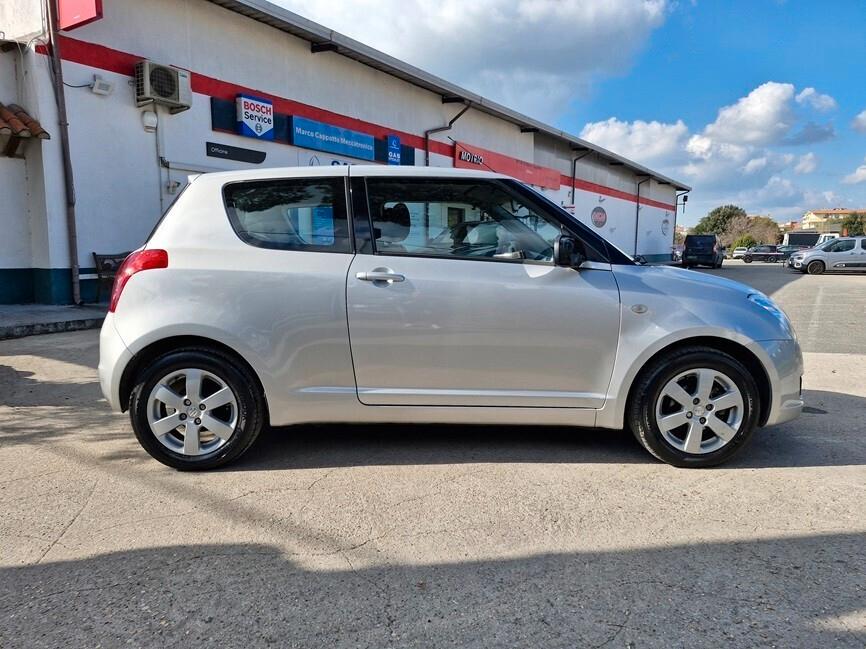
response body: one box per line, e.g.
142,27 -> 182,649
788,236 -> 866,274
99,166 -> 803,470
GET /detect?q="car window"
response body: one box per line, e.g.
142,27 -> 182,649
364,178 -> 564,263
223,177 -> 350,252
861,240 -> 866,250
828,239 -> 855,253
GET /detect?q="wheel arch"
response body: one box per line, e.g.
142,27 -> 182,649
623,336 -> 772,427
118,335 -> 269,419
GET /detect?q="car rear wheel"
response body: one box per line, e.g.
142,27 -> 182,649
129,348 -> 265,470
806,260 -> 825,275
627,346 -> 759,468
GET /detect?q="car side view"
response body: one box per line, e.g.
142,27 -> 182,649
742,245 -> 781,264
99,167 -> 803,470
788,236 -> 866,274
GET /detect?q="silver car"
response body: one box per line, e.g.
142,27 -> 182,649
788,236 -> 866,274
99,166 -> 803,470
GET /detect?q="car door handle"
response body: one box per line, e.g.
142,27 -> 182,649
356,270 -> 405,283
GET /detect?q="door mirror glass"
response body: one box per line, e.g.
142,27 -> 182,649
554,234 -> 584,267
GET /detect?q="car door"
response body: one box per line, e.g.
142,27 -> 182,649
826,238 -> 857,269
344,173 -> 621,409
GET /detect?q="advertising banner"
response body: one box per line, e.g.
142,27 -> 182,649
453,142 -> 560,190
236,95 -> 275,140
387,135 -> 401,165
291,116 -> 375,161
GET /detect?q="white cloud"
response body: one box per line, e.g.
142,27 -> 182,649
703,82 -> 796,146
795,87 -> 837,112
842,157 -> 866,185
794,152 -> 817,174
852,110 -> 866,134
274,0 -> 669,120
578,118 -> 688,164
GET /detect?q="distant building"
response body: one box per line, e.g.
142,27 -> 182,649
780,220 -> 801,232
801,209 -> 865,233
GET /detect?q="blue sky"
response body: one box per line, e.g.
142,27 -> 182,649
277,0 -> 866,224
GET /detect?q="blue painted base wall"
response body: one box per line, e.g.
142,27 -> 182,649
1,268 -> 103,304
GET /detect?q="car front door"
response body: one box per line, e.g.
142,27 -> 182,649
826,238 -> 857,269
344,174 -> 622,409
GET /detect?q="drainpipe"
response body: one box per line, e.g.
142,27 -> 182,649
45,0 -> 81,304
673,190 -> 690,244
633,176 -> 650,257
570,149 -> 591,203
424,103 -> 471,166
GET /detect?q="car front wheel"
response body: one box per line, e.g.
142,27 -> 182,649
627,346 -> 759,467
806,260 -> 825,275
743,255 -> 752,263
129,348 -> 265,470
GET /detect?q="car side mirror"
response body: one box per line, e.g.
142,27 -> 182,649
554,234 -> 585,268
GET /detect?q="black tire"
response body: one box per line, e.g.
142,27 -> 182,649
743,255 -> 752,263
627,346 -> 760,468
806,260 -> 825,275
129,348 -> 265,470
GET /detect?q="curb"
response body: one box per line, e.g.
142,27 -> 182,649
0,316 -> 105,341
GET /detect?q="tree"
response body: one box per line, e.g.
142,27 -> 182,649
841,213 -> 866,236
733,234 -> 758,249
748,216 -> 782,244
719,214 -> 780,246
693,205 -> 747,235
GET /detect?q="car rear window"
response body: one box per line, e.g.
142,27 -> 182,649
223,177 -> 351,253
685,236 -> 716,247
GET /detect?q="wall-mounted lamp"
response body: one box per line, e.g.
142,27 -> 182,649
141,110 -> 158,133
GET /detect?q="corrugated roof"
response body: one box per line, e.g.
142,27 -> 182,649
0,103 -> 50,139
206,0 -> 691,191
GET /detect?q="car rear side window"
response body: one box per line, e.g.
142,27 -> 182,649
223,177 -> 350,253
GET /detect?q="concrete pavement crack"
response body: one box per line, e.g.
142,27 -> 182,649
35,476 -> 100,564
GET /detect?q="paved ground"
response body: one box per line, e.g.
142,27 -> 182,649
1,262 -> 864,648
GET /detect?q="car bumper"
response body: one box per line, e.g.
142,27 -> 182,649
753,338 -> 804,426
98,313 -> 133,412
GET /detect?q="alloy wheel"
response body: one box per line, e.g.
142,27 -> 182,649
146,368 -> 238,456
654,368 -> 745,455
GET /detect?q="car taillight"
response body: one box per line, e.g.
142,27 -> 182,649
108,249 -> 168,313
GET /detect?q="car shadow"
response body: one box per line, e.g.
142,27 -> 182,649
227,389 -> 866,472
2,534 -> 863,647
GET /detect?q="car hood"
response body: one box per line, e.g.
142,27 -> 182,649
615,263 -> 757,296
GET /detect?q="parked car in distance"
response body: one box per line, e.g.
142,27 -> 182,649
742,245 -> 782,263
788,236 -> 866,274
99,166 -> 803,470
776,245 -> 807,261
682,234 -> 725,268
731,247 -> 748,259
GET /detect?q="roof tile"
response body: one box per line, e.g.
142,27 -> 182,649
0,102 -> 50,139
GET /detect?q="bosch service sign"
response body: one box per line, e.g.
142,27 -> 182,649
236,95 -> 274,140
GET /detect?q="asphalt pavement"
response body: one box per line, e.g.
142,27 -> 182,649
1,261 -> 864,648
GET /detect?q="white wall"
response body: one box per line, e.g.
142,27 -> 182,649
0,0 -> 44,44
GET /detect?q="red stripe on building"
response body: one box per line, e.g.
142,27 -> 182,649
41,35 -> 676,211
560,174 -> 676,211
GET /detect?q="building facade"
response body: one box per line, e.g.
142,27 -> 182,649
801,209 -> 865,234
0,0 -> 689,304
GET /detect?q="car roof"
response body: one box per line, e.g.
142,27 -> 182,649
193,165 -> 511,183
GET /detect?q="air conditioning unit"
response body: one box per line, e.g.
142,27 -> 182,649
134,60 -> 192,113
